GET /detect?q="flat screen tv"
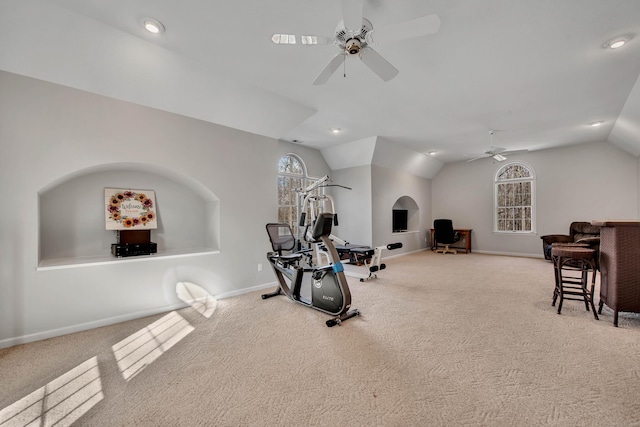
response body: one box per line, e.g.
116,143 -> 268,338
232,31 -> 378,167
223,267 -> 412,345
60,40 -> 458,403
393,209 -> 408,232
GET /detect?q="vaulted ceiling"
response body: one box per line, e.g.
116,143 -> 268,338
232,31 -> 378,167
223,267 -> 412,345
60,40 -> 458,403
2,0 -> 640,166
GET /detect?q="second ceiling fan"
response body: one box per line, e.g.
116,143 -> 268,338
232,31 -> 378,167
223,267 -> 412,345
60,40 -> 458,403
466,130 -> 529,162
271,0 -> 441,85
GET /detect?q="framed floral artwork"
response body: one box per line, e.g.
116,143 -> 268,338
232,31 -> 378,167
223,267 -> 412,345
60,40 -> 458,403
105,188 -> 158,230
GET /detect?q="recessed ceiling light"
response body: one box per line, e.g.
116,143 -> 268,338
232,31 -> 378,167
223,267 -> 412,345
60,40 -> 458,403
331,128 -> 341,134
590,121 -> 604,127
144,19 -> 165,34
603,35 -> 630,49
427,150 -> 437,155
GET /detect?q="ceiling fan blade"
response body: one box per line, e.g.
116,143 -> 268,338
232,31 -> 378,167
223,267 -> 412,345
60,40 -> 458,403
341,0 -> 364,33
313,53 -> 345,85
488,147 -> 506,155
300,35 -> 335,45
502,149 -> 529,156
272,33 -> 334,45
466,155 -> 486,163
360,47 -> 398,81
373,14 -> 441,43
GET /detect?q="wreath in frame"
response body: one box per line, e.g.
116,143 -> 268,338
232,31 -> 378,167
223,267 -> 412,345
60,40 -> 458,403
105,188 -> 157,230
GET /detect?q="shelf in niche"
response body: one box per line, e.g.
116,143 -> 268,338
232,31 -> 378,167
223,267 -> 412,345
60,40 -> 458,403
37,248 -> 219,271
392,230 -> 420,235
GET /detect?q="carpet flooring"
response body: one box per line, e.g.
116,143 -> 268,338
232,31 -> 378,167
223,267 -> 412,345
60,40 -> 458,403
1,251 -> 640,426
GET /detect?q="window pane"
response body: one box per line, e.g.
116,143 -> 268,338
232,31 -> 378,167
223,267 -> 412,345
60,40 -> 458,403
515,193 -> 522,206
506,207 -> 514,220
498,188 -> 506,207
507,184 -> 515,206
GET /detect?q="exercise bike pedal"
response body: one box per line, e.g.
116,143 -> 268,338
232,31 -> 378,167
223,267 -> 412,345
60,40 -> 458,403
261,289 -> 282,299
326,309 -> 360,327
326,318 -> 341,327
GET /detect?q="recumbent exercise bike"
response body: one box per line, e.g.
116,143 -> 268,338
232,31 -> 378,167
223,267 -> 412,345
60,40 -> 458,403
261,212 -> 360,327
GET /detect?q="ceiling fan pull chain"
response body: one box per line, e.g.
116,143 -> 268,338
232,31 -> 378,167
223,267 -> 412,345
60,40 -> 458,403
343,53 -> 347,78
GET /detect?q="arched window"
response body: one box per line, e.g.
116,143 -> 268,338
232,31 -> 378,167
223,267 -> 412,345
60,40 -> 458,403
494,162 -> 536,233
277,153 -> 321,231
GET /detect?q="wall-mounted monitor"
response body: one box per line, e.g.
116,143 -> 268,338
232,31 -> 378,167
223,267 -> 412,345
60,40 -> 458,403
393,209 -> 408,232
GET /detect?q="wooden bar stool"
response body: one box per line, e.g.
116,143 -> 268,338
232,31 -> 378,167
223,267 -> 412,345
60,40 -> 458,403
551,245 -> 599,320
550,243 -> 589,302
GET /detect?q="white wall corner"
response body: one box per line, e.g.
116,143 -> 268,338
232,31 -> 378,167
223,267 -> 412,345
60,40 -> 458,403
609,72 -> 640,157
372,137 -> 444,179
320,136 -> 377,170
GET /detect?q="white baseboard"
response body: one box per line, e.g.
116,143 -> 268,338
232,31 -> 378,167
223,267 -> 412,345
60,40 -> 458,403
216,281 -> 277,299
383,248 -> 428,260
472,249 -> 544,259
0,281 -> 280,349
0,302 -> 188,349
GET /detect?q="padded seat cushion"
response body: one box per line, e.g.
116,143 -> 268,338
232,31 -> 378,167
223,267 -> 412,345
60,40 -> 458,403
552,246 -> 595,260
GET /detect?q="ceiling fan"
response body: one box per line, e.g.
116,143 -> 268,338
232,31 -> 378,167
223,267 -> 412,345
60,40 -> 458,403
466,130 -> 528,162
271,0 -> 440,85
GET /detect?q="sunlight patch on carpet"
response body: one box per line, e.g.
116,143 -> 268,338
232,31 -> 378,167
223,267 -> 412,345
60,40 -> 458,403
0,357 -> 103,427
112,311 -> 194,381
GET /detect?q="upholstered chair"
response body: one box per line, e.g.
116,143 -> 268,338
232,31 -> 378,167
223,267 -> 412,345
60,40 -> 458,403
541,222 -> 601,264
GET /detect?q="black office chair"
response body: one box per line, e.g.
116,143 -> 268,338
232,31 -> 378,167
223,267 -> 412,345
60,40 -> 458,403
434,219 -> 460,255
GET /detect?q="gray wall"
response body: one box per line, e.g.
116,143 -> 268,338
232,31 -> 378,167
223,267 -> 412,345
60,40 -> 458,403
371,165 -> 431,254
329,164 -> 431,254
432,141 -> 639,256
3,69 -> 639,348
331,165 -> 373,246
0,71 -> 281,347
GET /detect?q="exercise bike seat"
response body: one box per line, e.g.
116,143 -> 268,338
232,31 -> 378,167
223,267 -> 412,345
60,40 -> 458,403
266,222 -> 302,258
275,252 -> 303,263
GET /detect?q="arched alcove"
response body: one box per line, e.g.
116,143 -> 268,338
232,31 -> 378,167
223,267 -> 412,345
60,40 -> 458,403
38,163 -> 219,268
392,196 -> 419,233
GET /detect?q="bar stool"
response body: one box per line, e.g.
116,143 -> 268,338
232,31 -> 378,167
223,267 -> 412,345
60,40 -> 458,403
550,243 -> 588,301
551,245 -> 599,320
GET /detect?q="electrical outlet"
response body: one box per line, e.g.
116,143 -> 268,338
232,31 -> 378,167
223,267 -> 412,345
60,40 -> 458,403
257,263 -> 262,272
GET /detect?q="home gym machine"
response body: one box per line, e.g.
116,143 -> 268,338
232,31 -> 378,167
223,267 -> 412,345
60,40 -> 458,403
262,212 -> 360,327
297,175 -> 402,281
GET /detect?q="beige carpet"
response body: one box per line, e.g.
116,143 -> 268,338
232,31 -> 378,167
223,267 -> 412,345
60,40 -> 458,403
2,251 -> 640,426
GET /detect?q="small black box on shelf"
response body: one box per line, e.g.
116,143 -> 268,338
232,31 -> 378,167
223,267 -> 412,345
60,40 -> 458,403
111,242 -> 158,257
112,230 -> 157,257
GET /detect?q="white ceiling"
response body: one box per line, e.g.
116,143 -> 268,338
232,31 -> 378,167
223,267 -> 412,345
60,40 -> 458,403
2,0 -> 640,164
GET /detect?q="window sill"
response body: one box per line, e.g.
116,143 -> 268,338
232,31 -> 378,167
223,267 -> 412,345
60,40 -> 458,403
493,231 -> 538,236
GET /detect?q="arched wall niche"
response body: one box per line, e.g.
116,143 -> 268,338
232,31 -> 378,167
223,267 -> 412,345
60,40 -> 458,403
38,162 -> 220,267
392,195 -> 419,233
